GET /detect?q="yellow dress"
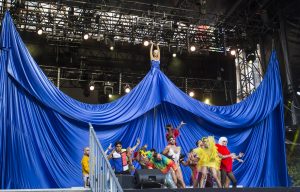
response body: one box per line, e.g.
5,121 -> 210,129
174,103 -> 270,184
81,155 -> 89,175
194,136 -> 221,170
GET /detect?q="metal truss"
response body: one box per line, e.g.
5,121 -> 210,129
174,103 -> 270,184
40,65 -> 234,100
235,47 -> 263,102
0,0 -> 225,53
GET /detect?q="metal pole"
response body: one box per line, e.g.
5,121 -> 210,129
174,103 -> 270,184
119,73 -> 122,95
57,67 -> 61,89
185,78 -> 188,93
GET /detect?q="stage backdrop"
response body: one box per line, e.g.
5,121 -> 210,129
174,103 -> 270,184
0,11 -> 289,189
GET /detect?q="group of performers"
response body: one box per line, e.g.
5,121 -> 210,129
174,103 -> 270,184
105,122 -> 244,189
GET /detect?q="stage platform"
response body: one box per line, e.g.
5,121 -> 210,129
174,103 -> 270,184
0,188 -> 90,192
124,187 -> 300,192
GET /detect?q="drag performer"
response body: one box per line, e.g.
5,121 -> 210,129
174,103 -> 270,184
148,152 -> 177,189
182,149 -> 199,188
165,121 -> 186,142
134,144 -> 154,169
216,137 -> 244,188
107,138 -> 140,174
150,41 -> 160,71
192,139 -> 213,188
197,136 -> 222,188
163,136 -> 186,188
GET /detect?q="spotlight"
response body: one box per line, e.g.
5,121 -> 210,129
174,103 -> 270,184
230,49 -> 236,56
110,46 -> 114,51
125,87 -> 131,93
297,91 -> 300,96
143,40 -> 149,46
83,34 -> 89,40
124,84 -> 131,93
37,29 -> 43,35
172,53 -> 177,58
190,45 -> 196,52
89,81 -> 95,91
108,94 -> 112,98
246,52 -> 256,64
204,98 -> 210,104
189,91 -> 195,97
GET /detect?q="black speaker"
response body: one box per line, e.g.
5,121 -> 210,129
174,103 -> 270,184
116,175 -> 135,189
134,169 -> 165,189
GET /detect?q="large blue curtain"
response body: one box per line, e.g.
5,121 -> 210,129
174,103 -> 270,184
0,11 -> 289,189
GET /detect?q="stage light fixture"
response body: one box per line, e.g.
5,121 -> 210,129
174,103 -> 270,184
37,29 -> 43,35
110,46 -> 114,51
108,94 -> 112,98
230,49 -> 236,56
172,53 -> 177,58
246,52 -> 256,64
190,45 -> 196,52
297,91 -> 300,96
189,91 -> 195,97
83,34 -> 89,40
204,98 -> 210,104
143,40 -> 149,46
89,81 -> 95,91
124,84 -> 131,93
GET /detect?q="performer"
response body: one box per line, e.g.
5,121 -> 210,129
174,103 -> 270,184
107,139 -> 140,174
182,149 -> 199,188
148,152 -> 177,189
134,145 -> 155,169
192,139 -> 213,188
81,147 -> 90,188
216,137 -> 244,188
197,136 -> 222,188
163,136 -> 186,188
165,121 -> 186,142
150,41 -> 160,70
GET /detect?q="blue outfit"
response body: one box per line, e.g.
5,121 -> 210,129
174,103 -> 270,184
111,149 -> 129,174
151,60 -> 160,74
151,60 -> 160,69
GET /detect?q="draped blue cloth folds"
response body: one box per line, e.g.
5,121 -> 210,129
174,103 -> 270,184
0,11 -> 289,188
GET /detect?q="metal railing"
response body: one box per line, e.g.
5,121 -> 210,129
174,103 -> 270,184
89,123 -> 123,192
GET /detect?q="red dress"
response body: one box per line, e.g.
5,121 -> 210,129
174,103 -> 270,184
166,129 -> 179,140
216,144 -> 233,173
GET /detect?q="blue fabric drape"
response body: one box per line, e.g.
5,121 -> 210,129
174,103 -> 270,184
0,11 -> 289,188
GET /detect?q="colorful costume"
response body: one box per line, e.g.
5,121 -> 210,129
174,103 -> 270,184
112,149 -> 129,174
148,154 -> 177,174
166,129 -> 180,141
194,136 -> 221,170
216,137 -> 238,188
216,143 -> 232,172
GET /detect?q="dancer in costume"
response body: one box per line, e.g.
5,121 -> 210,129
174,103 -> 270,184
148,152 -> 177,189
197,136 -> 222,188
150,41 -> 160,71
192,139 -> 213,188
182,148 -> 199,188
163,136 -> 186,188
107,139 -> 140,174
216,137 -> 244,188
165,121 -> 186,142
134,145 -> 155,169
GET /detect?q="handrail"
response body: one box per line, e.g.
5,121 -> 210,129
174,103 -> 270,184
89,123 -> 123,192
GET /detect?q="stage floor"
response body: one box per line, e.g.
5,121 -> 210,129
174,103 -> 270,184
124,187 -> 300,192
